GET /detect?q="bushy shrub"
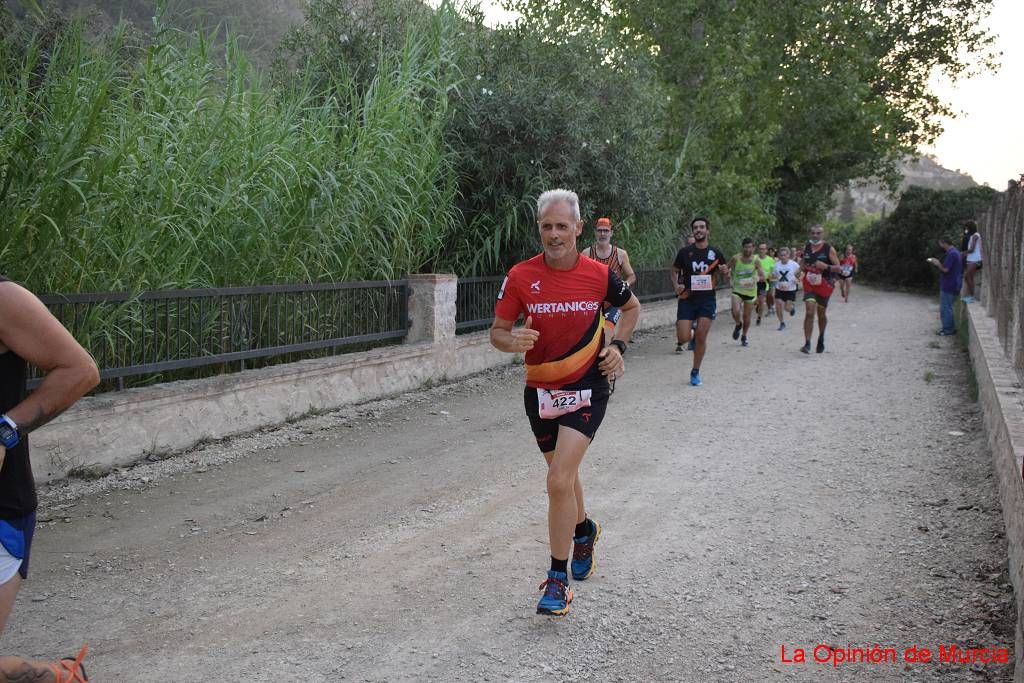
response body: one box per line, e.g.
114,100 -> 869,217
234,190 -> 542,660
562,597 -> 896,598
854,186 -> 998,289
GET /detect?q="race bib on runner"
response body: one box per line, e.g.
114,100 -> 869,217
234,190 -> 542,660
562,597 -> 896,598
690,274 -> 713,291
806,272 -> 822,286
841,265 -> 853,277
537,389 -> 592,419
739,277 -> 755,289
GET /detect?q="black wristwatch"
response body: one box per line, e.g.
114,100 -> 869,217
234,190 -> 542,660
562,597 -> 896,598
609,340 -> 627,356
0,414 -> 20,449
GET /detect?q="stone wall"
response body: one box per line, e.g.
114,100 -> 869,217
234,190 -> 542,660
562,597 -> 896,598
965,304 -> 1024,679
978,190 -> 1024,383
966,188 -> 1024,680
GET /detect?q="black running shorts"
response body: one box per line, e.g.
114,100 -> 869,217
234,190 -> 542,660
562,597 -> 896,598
677,297 -> 717,321
775,290 -> 797,302
803,290 -> 830,308
523,386 -> 608,453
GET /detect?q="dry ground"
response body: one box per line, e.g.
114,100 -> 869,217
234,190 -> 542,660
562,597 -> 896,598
1,286 -> 1015,682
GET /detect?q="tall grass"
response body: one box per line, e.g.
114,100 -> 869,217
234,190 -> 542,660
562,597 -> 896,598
0,10 -> 458,294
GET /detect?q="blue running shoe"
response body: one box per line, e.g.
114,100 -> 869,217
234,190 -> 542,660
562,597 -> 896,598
686,340 -> 695,351
690,369 -> 702,386
571,520 -> 602,580
741,336 -> 748,347
778,322 -> 786,331
537,570 -> 573,616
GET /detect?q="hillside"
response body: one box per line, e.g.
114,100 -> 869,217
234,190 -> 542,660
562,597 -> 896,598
830,156 -> 978,220
3,0 -> 306,58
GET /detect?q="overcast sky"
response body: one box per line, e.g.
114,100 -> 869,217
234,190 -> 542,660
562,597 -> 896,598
473,0 -> 1021,188
925,0 -> 1022,187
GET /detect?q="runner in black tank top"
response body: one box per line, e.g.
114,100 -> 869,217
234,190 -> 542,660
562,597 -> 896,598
0,293 -> 34,520
581,217 -> 637,384
0,274 -> 99,680
589,239 -> 621,274
798,225 -> 841,354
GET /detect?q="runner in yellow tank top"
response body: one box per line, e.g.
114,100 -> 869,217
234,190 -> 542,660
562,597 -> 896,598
726,238 -> 765,347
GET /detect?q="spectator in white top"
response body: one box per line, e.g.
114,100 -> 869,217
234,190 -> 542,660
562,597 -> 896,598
962,220 -> 982,303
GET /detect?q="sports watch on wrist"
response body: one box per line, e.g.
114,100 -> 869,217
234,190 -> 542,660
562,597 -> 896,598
609,340 -> 627,356
0,414 -> 21,449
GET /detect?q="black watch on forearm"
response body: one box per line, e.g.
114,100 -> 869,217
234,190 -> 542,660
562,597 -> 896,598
609,340 -> 627,356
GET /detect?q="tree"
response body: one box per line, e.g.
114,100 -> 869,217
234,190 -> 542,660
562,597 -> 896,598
504,0 -> 997,239
855,185 -> 997,288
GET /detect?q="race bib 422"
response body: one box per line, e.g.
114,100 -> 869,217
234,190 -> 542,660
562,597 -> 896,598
538,389 -> 593,419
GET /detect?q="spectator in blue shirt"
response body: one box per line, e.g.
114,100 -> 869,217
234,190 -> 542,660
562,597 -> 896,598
927,237 -> 962,336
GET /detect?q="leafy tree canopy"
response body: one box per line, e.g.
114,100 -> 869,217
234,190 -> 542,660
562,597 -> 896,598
504,0 -> 997,238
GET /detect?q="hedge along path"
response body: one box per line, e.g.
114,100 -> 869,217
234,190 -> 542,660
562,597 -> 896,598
6,286 -> 1013,681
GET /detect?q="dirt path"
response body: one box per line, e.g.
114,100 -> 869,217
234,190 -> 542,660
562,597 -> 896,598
1,286 -> 1015,681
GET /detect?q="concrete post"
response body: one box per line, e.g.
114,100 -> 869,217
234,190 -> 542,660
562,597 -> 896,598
406,274 -> 457,345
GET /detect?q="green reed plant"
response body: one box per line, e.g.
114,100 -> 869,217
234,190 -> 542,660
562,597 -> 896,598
1,9 -> 458,294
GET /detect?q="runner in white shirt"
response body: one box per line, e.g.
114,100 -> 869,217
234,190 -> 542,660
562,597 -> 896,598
771,247 -> 801,331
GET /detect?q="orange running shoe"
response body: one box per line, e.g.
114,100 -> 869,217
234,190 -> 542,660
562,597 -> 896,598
48,644 -> 89,683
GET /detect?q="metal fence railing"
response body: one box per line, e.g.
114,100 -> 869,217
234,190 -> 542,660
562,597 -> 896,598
456,275 -> 505,333
35,281 -> 409,388
632,268 -> 677,302
978,189 -> 1024,380
38,267 -> 693,389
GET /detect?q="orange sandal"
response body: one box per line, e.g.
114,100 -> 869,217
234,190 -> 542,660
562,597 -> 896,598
48,644 -> 89,683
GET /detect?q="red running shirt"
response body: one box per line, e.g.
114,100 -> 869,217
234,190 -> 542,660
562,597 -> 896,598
495,254 -> 631,389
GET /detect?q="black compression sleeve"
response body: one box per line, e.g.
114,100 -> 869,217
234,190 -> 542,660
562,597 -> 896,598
606,269 -> 632,307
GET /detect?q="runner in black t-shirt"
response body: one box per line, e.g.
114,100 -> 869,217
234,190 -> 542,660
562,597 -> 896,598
670,217 -> 730,386
0,275 -> 99,681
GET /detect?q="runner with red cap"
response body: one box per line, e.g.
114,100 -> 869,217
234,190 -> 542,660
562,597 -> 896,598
582,217 -> 636,393
582,217 -> 636,344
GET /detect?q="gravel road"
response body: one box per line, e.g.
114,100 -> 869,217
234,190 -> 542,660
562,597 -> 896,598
1,286 -> 1015,681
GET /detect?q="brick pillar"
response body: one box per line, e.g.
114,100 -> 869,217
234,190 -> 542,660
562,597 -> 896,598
406,274 -> 457,345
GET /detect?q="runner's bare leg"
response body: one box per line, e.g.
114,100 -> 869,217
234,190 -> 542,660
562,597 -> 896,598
546,427 -> 592,561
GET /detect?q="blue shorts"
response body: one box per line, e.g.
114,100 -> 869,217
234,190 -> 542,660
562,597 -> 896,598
0,513 -> 37,582
677,297 -> 717,321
